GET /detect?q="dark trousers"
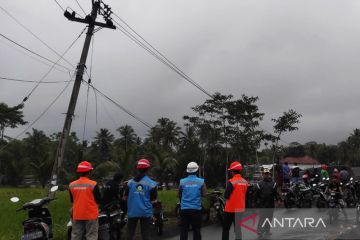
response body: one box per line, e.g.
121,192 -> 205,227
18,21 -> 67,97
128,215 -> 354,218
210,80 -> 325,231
257,209 -> 274,234
127,217 -> 151,240
222,212 -> 242,240
180,209 -> 202,240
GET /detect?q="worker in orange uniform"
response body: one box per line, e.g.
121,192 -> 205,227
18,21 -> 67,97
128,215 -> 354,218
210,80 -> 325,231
222,161 -> 248,240
69,161 -> 101,240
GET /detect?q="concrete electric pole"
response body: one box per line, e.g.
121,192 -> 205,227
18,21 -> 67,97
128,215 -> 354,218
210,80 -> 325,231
49,0 -> 115,194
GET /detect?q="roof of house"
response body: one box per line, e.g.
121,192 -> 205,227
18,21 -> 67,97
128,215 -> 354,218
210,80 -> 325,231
280,156 -> 319,165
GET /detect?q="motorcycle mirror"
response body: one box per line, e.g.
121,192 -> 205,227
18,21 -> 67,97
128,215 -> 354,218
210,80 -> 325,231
50,185 -> 59,192
10,197 -> 20,203
350,177 -> 354,181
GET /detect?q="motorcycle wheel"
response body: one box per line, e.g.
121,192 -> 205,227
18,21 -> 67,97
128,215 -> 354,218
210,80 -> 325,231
67,227 -> 72,240
175,205 -> 181,220
156,220 -> 163,236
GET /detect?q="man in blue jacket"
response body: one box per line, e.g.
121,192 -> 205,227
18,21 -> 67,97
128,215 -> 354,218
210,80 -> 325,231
124,159 -> 157,240
179,162 -> 207,240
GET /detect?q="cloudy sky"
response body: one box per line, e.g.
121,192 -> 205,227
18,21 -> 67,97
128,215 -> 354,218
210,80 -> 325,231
1,0 -> 360,145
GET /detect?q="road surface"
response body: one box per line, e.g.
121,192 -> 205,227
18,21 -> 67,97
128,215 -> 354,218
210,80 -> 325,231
166,208 -> 360,240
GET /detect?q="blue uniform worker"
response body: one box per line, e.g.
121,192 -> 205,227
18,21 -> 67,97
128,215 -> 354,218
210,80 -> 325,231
179,162 -> 207,240
124,159 -> 157,240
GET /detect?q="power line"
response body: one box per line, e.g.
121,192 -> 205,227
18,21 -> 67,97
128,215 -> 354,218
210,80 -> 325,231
53,0 -> 65,12
0,33 -> 73,72
0,76 -> 72,84
82,81 -> 153,129
111,13 -> 287,144
22,27 -> 86,104
74,0 -> 87,16
111,14 -> 213,99
0,6 -> 76,69
0,72 -> 74,153
0,39 -> 69,74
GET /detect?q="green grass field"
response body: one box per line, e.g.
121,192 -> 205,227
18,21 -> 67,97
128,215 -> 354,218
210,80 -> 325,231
0,188 -> 179,240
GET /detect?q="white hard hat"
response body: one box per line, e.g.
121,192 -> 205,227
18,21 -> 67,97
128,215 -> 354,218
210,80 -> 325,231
186,162 -> 199,173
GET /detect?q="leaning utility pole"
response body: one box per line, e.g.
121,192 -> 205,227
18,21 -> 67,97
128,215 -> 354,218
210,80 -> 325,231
49,0 -> 115,193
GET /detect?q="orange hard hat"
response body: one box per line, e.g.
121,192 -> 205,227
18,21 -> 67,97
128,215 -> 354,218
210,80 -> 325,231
137,159 -> 151,169
228,161 -> 243,171
77,161 -> 93,173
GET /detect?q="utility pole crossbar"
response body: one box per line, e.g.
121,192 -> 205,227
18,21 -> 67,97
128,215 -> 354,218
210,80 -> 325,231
49,0 -> 115,196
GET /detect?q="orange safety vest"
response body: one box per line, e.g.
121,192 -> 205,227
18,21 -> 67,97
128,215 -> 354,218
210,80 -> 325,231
224,174 -> 248,213
69,177 -> 99,220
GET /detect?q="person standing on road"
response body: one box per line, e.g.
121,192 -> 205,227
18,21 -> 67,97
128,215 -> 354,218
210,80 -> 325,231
291,162 -> 300,184
282,162 -> 291,186
124,159 -> 157,240
102,172 -> 124,207
69,161 -> 101,240
340,167 -> 350,183
179,162 -> 207,240
256,168 -> 280,237
222,161 -> 248,240
332,168 -> 341,184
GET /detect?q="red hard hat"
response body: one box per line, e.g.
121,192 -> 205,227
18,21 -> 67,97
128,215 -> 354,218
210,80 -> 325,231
322,164 -> 328,170
77,161 -> 93,173
228,161 -> 243,171
137,159 -> 151,169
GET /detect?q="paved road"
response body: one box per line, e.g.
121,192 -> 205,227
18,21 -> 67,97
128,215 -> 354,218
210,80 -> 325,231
166,208 -> 360,240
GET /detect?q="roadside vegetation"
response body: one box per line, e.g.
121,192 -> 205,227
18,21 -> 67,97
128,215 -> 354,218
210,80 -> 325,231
0,188 -> 178,240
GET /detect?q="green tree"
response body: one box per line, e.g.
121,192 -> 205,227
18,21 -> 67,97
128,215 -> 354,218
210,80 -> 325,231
93,128 -> 114,162
0,103 -> 27,140
271,109 -> 302,178
148,118 -> 181,152
24,129 -> 53,188
116,125 -> 138,152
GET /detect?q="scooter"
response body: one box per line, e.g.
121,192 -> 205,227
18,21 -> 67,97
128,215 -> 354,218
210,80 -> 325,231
10,185 -> 59,240
67,201 -> 126,240
152,200 -> 167,236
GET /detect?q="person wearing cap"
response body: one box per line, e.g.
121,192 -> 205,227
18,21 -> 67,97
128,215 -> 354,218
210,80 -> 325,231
124,158 -> 157,240
222,161 -> 248,240
69,160 -> 101,240
179,162 -> 207,240
256,168 -> 279,237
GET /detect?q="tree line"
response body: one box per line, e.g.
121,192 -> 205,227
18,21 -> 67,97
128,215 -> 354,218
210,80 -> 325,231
0,93 -> 359,188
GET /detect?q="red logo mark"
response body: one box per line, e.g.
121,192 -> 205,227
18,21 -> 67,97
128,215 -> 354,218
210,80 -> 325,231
237,213 -> 257,233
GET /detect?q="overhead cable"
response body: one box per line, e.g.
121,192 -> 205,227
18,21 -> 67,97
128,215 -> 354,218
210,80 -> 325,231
22,27 -> 86,103
0,33 -> 73,72
0,76 -> 72,84
0,6 -> 76,69
0,72 -> 74,153
82,81 -> 153,129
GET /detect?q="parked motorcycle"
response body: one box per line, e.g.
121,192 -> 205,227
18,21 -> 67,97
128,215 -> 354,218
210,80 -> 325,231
282,183 -> 312,208
311,182 -> 328,209
353,180 -> 360,223
327,190 -> 343,223
342,177 -> 356,207
152,200 -> 167,235
67,201 -> 126,240
10,185 -> 59,240
207,190 -> 225,224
